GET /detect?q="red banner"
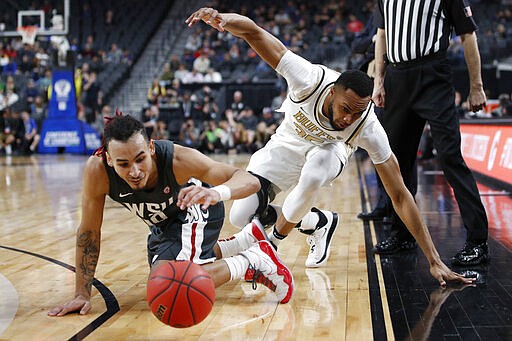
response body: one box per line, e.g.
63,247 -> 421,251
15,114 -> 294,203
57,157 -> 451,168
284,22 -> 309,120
460,124 -> 512,185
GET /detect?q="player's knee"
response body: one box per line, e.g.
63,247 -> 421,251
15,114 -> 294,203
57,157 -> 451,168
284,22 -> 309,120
229,203 -> 252,228
298,172 -> 328,192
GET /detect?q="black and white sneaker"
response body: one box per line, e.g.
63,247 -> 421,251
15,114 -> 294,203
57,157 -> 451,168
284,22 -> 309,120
305,208 -> 339,268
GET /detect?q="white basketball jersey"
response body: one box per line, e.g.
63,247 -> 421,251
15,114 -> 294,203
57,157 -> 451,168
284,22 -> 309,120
274,51 -> 391,164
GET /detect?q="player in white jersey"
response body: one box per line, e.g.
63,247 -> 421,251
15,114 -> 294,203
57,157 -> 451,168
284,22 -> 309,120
186,8 -> 473,285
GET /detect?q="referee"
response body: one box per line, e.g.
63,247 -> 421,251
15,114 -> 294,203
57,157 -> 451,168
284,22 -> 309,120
372,0 -> 489,266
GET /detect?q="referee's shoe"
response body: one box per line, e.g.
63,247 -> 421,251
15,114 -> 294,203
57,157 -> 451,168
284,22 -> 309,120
451,241 -> 490,266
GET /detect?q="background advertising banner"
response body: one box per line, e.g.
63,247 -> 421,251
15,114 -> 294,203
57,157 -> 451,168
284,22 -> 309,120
460,124 -> 512,186
39,68 -> 100,154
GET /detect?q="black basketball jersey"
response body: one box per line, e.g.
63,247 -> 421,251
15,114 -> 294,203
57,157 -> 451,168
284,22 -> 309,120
103,139 -> 224,229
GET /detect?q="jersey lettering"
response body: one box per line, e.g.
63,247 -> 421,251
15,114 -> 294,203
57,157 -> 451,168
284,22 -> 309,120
185,204 -> 210,223
292,111 -> 336,143
123,197 -> 174,225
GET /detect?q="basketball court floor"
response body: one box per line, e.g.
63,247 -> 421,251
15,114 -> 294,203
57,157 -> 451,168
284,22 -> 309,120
1,151 -> 511,340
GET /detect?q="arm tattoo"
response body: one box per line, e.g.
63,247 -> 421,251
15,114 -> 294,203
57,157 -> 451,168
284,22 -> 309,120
77,230 -> 100,295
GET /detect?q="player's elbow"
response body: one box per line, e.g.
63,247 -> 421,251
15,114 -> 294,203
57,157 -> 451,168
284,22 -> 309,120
388,186 -> 412,212
247,173 -> 261,194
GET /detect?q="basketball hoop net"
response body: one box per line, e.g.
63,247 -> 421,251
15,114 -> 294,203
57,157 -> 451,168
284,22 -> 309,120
17,26 -> 38,45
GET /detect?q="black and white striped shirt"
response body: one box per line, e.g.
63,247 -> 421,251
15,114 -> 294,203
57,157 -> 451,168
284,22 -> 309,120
375,0 -> 477,63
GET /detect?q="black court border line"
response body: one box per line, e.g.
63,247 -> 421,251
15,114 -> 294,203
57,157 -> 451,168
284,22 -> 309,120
355,156 -> 388,341
0,245 -> 120,341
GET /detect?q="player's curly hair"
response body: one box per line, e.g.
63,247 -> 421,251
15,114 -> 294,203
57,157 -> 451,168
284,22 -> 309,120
95,110 -> 148,156
335,69 -> 373,98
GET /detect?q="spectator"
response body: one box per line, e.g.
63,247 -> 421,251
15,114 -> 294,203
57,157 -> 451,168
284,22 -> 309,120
177,91 -> 199,119
7,110 -> 24,153
346,14 -> 365,34
201,94 -> 220,121
237,107 -> 259,152
24,79 -> 41,107
91,104 -> 111,137
203,67 -> 222,83
160,63 -> 174,83
152,119 -> 170,140
30,95 -> 47,132
20,110 -> 40,154
104,9 -> 116,29
178,117 -> 200,148
17,54 -> 34,75
199,120 -> 225,154
1,56 -> 17,75
142,105 -> 159,137
166,78 -> 184,107
38,69 -> 52,95
147,79 -> 166,105
216,120 -> 233,151
193,49 -> 211,74
121,49 -> 133,65
106,43 -> 123,64
81,35 -> 96,59
34,47 -> 50,70
0,89 -> 19,111
185,31 -> 202,52
169,54 -> 181,71
491,93 -> 511,117
0,110 -> 15,155
255,107 -> 277,150
82,71 -> 101,123
182,68 -> 205,84
174,63 -> 189,83
232,122 -> 249,154
224,90 -> 246,127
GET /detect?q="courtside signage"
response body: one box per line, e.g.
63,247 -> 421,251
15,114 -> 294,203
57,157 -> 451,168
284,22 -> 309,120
460,123 -> 512,185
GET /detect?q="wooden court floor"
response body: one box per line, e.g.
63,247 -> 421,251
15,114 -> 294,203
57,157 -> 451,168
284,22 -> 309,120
1,152 -> 512,340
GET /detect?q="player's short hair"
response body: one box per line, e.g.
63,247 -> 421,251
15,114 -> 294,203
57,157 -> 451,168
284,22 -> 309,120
103,115 -> 148,151
335,69 -> 373,98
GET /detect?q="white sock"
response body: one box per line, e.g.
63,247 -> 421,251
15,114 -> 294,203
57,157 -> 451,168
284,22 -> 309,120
268,227 -> 287,248
223,255 -> 250,281
217,229 -> 253,258
300,211 -> 320,232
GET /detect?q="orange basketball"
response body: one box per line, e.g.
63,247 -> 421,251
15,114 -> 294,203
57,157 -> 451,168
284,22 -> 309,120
146,260 -> 215,328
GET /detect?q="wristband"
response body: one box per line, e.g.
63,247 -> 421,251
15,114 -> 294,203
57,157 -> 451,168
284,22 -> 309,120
211,185 -> 231,201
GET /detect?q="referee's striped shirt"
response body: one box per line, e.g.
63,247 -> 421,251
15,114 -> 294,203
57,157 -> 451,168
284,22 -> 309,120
375,0 -> 478,63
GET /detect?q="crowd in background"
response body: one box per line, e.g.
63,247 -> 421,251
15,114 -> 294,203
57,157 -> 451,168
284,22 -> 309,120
0,1 -> 133,156
2,0 -> 512,156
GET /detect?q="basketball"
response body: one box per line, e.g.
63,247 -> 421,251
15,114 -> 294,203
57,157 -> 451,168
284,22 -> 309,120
146,260 -> 216,328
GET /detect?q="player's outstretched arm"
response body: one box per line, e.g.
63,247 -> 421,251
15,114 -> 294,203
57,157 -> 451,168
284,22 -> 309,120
48,156 -> 108,316
186,7 -> 287,69
374,154 -> 475,286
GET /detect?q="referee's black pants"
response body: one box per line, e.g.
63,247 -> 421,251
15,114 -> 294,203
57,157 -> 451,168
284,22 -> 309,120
382,55 -> 488,243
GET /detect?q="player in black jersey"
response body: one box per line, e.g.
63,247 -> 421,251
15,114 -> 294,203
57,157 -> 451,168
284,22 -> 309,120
49,114 -> 294,317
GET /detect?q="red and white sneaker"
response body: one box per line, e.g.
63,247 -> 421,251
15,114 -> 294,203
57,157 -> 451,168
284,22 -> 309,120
241,240 -> 294,304
243,218 -> 269,243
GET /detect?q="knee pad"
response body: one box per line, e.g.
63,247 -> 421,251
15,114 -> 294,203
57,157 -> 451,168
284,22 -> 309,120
249,172 -> 277,215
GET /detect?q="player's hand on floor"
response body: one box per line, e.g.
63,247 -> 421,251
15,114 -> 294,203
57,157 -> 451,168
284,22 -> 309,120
429,261 -> 476,287
48,295 -> 91,316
